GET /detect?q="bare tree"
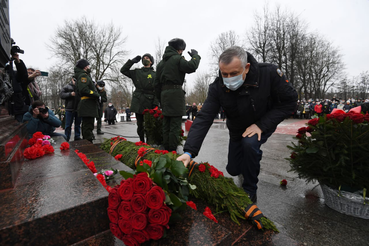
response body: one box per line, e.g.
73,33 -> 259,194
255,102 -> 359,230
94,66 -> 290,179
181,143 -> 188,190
48,17 -> 128,83
187,72 -> 213,104
154,37 -> 166,68
209,31 -> 243,75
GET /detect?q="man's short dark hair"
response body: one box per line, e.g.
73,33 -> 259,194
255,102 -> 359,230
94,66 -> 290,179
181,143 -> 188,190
32,100 -> 45,109
219,46 -> 248,67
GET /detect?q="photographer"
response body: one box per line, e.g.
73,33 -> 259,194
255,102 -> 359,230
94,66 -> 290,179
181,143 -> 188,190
27,68 -> 42,102
22,100 -> 66,140
7,49 -> 30,122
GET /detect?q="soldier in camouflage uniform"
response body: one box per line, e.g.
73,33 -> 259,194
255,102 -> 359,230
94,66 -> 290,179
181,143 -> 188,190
155,38 -> 201,151
121,53 -> 158,143
74,59 -> 99,143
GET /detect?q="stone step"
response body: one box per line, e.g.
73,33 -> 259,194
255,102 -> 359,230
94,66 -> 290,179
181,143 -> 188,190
0,116 -> 28,190
0,138 -> 113,245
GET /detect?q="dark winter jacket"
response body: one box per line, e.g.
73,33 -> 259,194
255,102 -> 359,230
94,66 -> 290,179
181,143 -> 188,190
97,88 -> 107,117
22,105 -> 61,138
104,105 -> 117,121
155,46 -> 201,116
60,82 -> 80,112
184,53 -> 297,157
74,67 -> 99,118
121,60 -> 158,114
9,59 -> 31,115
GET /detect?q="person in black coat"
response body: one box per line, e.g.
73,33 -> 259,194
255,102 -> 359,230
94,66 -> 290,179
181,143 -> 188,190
104,103 -> 117,125
176,46 -> 298,203
60,77 -> 82,141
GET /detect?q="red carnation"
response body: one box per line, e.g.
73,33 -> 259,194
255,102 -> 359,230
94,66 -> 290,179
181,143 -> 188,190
118,201 -> 133,220
42,144 -> 55,154
149,109 -> 154,114
148,205 -> 172,225
60,142 -> 70,150
143,109 -> 149,114
203,207 -> 218,223
296,133 -> 303,139
348,112 -> 365,124
290,152 -> 297,159
115,154 -> 123,160
145,224 -> 165,240
186,201 -> 197,210
28,138 -> 36,146
32,132 -> 44,139
145,186 -> 165,210
137,147 -> 146,157
131,194 -> 148,213
280,179 -> 288,186
308,118 -> 319,126
96,173 -> 107,187
130,213 -> 148,230
198,164 -> 206,172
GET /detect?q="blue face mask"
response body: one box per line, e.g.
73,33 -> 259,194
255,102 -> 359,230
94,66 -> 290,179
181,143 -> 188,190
222,69 -> 245,91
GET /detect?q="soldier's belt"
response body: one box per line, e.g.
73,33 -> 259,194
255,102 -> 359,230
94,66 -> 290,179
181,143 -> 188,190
136,89 -> 155,95
162,84 -> 182,90
81,96 -> 93,100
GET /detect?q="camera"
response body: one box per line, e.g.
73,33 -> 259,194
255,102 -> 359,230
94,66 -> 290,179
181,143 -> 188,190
39,107 -> 49,114
10,39 -> 24,56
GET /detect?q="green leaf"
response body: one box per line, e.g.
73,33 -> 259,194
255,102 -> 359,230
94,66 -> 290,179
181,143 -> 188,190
119,170 -> 134,179
169,212 -> 182,223
156,156 -> 168,169
153,169 -> 165,189
171,160 -> 189,177
169,193 -> 183,208
306,147 -> 319,153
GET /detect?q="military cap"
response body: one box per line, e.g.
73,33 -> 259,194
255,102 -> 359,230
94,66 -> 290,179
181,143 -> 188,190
76,59 -> 90,69
168,38 -> 186,51
142,53 -> 154,66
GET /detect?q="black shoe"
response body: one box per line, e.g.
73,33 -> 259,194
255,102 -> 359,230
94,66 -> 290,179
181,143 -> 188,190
97,131 -> 104,135
92,135 -> 96,140
249,194 -> 257,203
74,137 -> 82,141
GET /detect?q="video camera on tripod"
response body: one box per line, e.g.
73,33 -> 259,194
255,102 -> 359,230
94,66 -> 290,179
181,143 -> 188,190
10,39 -> 24,56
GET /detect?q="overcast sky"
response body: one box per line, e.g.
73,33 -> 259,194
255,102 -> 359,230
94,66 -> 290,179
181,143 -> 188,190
9,0 -> 369,90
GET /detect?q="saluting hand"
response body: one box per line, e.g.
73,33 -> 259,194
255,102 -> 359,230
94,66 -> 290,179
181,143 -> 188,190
242,124 -> 262,141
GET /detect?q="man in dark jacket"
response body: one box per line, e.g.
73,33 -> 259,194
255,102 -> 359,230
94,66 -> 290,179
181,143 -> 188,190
121,53 -> 158,142
60,77 -> 82,141
104,103 -> 117,125
155,38 -> 201,151
177,46 -> 297,203
22,100 -> 66,140
95,80 -> 107,135
74,59 -> 99,143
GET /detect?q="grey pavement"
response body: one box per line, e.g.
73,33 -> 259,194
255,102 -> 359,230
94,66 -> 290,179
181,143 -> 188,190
58,118 -> 369,246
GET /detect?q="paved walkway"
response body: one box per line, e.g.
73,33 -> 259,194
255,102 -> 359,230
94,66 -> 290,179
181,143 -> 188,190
56,118 -> 369,246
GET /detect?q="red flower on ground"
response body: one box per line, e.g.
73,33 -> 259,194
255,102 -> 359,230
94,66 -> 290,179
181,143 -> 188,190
32,131 -> 44,139
203,207 -> 218,223
139,159 -> 152,167
186,201 -> 197,210
280,179 -> 287,186
42,144 -> 55,154
115,154 -> 123,160
60,142 -> 70,150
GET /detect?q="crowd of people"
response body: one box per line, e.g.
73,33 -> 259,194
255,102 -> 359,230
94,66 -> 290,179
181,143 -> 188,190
7,38 -> 369,204
293,98 -> 369,119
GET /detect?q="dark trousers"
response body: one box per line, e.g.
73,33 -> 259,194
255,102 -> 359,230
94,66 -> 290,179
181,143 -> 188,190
65,111 -> 81,141
81,117 -> 94,142
136,113 -> 145,142
226,131 -> 273,196
162,116 -> 182,151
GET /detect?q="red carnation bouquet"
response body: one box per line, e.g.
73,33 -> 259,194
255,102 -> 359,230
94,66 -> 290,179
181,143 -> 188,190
24,132 -> 55,160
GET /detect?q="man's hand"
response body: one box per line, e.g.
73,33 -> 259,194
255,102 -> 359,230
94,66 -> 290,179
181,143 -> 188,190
71,92 -> 75,96
176,153 -> 191,167
28,70 -> 41,79
187,49 -> 198,57
242,124 -> 262,141
32,108 -> 39,118
131,55 -> 141,63
12,53 -> 20,63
